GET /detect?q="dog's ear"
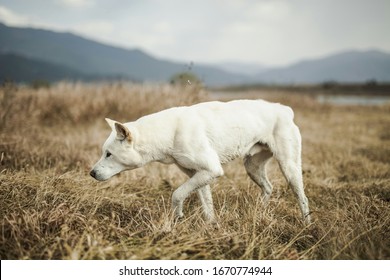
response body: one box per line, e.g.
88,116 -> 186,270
114,122 -> 132,142
105,118 -> 116,130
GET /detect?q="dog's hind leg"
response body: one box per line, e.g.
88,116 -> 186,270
244,147 -> 274,203
175,164 -> 219,222
273,123 -> 311,224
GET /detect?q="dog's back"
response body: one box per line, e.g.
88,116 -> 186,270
132,100 -> 295,163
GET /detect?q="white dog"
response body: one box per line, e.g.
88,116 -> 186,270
90,99 -> 311,224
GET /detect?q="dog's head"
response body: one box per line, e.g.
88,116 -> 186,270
90,118 -> 142,181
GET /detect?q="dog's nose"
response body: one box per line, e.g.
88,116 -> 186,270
90,169 -> 96,178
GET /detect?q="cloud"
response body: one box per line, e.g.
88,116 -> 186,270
0,0 -> 389,65
250,1 -> 290,21
77,20 -> 114,36
59,0 -> 95,9
0,5 -> 29,25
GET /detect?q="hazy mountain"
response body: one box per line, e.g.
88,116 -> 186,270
0,53 -> 85,83
212,62 -> 268,76
1,22 -> 390,86
0,53 -> 131,83
0,22 -> 245,86
256,50 -> 390,84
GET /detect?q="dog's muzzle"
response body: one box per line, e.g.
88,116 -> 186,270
90,169 -> 97,179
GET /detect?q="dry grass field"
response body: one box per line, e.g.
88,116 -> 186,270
0,82 -> 389,260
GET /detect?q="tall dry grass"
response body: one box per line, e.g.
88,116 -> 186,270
0,82 -> 389,259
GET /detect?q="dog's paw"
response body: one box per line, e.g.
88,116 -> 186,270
173,213 -> 185,223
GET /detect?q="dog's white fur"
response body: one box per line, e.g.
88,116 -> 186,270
90,99 -> 311,224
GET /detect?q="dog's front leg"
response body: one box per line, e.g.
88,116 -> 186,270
197,185 -> 215,222
172,169 -> 222,220
176,166 -> 215,222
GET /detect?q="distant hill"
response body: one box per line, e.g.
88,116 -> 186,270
212,62 -> 268,76
0,53 -> 87,83
0,53 -> 130,83
256,50 -> 390,84
0,22 -> 244,86
1,22 -> 390,86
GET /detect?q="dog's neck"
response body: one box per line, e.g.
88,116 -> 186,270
130,122 -> 176,166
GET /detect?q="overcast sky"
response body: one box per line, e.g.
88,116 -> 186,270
0,0 -> 389,66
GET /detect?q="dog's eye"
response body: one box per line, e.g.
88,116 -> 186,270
106,152 -> 112,158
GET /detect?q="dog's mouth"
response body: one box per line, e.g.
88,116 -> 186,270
89,169 -> 109,181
